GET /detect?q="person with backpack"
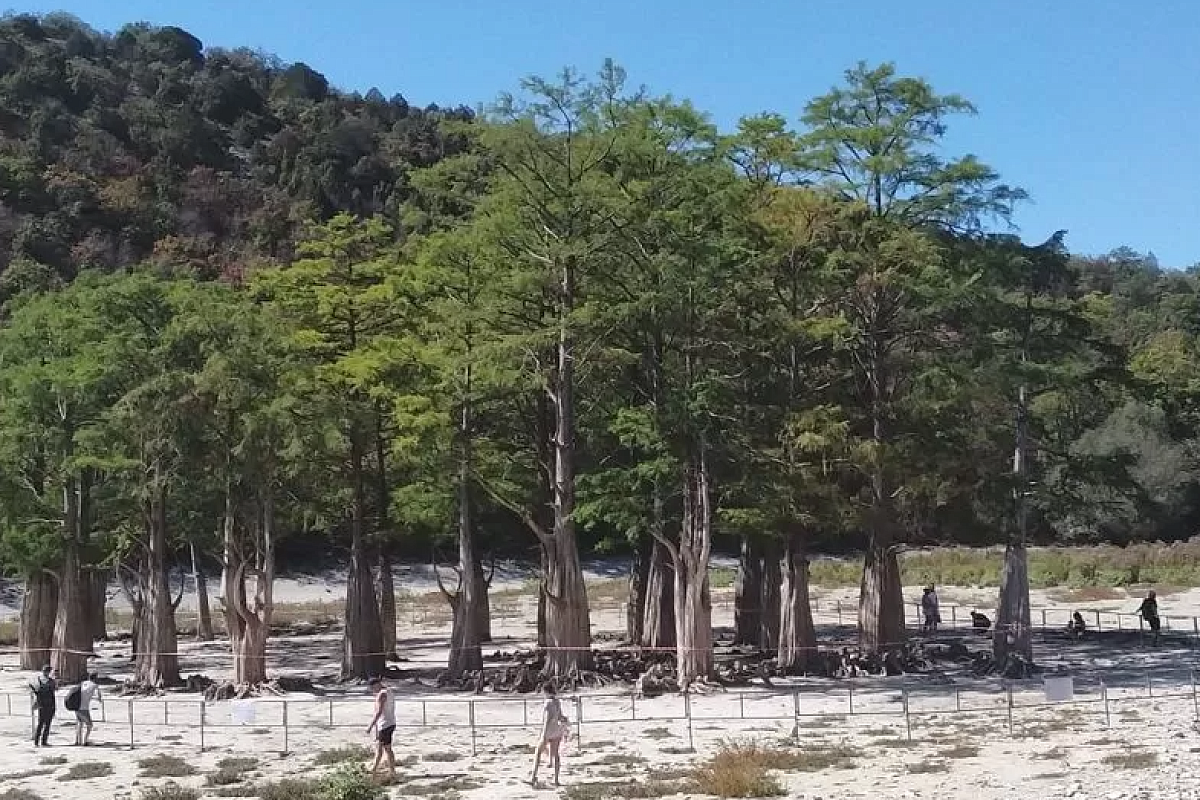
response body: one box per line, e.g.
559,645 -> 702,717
29,665 -> 57,747
66,673 -> 102,746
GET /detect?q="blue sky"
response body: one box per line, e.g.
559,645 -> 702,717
17,0 -> 1200,267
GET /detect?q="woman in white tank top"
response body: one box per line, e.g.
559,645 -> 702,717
367,677 -> 397,779
531,684 -> 569,787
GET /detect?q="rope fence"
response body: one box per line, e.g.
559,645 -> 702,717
6,669 -> 1199,756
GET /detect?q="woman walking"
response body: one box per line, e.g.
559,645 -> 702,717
530,684 -> 569,788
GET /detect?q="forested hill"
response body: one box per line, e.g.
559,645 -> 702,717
1,8 -> 1200,588
0,12 -> 472,302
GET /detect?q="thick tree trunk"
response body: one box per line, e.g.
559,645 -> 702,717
778,533 -> 816,674
52,539 -> 91,682
190,542 -> 213,641
760,540 -> 782,651
734,537 -> 763,646
135,481 -> 180,687
641,541 -> 676,649
342,432 -> 385,680
472,560 -> 491,643
19,572 -> 58,670
373,411 -> 397,660
858,538 -> 904,654
995,543 -> 1032,662
53,474 -> 90,682
541,264 -> 593,677
85,569 -> 107,641
377,547 -> 397,660
536,546 -> 549,649
672,449 -> 714,685
627,533 -> 652,644
447,411 -> 483,678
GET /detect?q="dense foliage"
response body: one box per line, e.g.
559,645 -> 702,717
0,14 -> 1197,680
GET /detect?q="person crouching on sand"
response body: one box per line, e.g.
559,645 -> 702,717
531,684 -> 570,788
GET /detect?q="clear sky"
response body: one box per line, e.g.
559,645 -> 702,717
16,0 -> 1200,267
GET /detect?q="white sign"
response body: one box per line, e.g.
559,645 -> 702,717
230,700 -> 257,725
1044,676 -> 1074,703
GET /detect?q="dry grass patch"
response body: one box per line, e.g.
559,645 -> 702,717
690,740 -> 860,799
591,753 -> 648,767
36,756 -> 66,767
140,784 -> 200,800
1032,771 -> 1069,780
562,781 -> 685,800
0,769 -> 54,782
58,761 -> 113,781
397,775 -> 484,796
870,738 -> 909,749
1034,746 -> 1070,761
642,727 -> 673,740
0,790 -> 43,800
1101,750 -> 1159,770
421,751 -> 463,763
206,757 -> 258,787
313,745 -> 371,766
256,778 -> 321,800
138,753 -> 197,778
906,758 -> 950,774
658,746 -> 695,755
938,744 -> 979,759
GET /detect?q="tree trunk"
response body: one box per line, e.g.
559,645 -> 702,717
52,539 -> 91,682
447,400 -> 483,678
672,448 -> 714,685
627,533 -> 652,644
542,258 -> 593,677
85,569 -> 107,641
19,572 -> 58,670
994,542 -> 1032,663
135,480 -> 181,687
373,409 -> 397,660
53,474 -> 90,682
342,431 -> 385,680
760,540 -> 782,651
641,540 -> 676,649
778,533 -> 816,674
734,537 -> 763,646
995,376 -> 1033,664
536,545 -> 549,649
377,546 -> 397,660
472,560 -> 491,643
858,536 -> 904,654
190,542 -> 213,641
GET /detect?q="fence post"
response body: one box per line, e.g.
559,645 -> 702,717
1101,679 -> 1110,727
739,692 -> 745,720
328,699 -> 333,728
836,601 -> 843,626
6,693 -> 10,716
1094,610 -> 1102,632
684,690 -> 694,752
901,689 -> 911,742
955,688 -> 961,713
199,701 -> 205,753
574,696 -> 583,748
128,699 -> 135,750
163,699 -> 169,726
468,700 -> 477,757
848,686 -> 854,715
1040,609 -> 1047,630
792,690 -> 800,742
1145,672 -> 1152,697
1193,617 -> 1198,650
282,701 -> 289,755
421,700 -> 428,727
630,693 -> 636,721
950,606 -> 956,628
1006,684 -> 1014,736
522,699 -> 528,726
1192,670 -> 1199,721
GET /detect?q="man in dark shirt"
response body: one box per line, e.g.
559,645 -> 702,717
1138,591 -> 1161,646
29,665 -> 57,746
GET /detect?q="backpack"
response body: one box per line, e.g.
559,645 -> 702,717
64,685 -> 81,712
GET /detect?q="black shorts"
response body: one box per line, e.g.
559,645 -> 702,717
377,725 -> 395,746
1147,617 -> 1161,633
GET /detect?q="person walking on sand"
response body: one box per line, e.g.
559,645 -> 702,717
531,684 -> 570,788
365,676 -> 396,779
1138,590 -> 1161,646
29,666 -> 56,747
921,586 -> 941,634
74,673 -> 102,746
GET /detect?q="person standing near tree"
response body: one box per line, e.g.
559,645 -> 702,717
29,666 -> 56,747
1137,591 -> 1161,646
365,676 -> 396,780
530,684 -> 570,788
921,586 -> 941,634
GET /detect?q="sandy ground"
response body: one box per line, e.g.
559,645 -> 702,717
0,563 -> 1197,799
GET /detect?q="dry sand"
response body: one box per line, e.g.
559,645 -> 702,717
0,562 -> 1196,799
